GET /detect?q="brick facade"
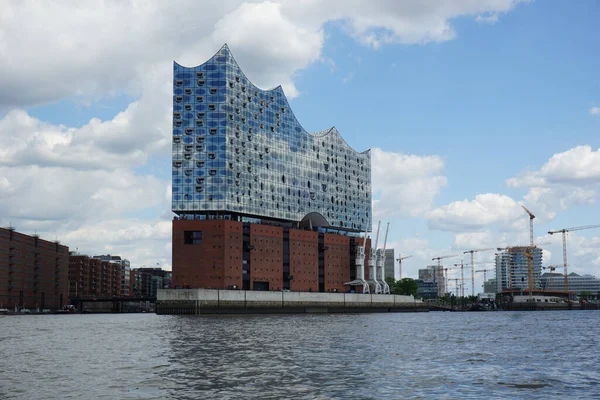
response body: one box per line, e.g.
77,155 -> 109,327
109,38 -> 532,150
249,224 -> 283,291
288,229 -> 318,292
172,219 -> 243,289
0,228 -> 69,310
324,233 -> 351,293
172,220 -> 369,293
68,255 -> 122,298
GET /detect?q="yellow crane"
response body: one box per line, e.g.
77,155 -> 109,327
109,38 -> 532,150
396,255 -> 412,280
548,224 -> 600,295
432,254 -> 458,297
497,241 -> 550,292
497,246 -> 538,296
541,265 -> 558,289
463,248 -> 495,296
523,250 -> 534,296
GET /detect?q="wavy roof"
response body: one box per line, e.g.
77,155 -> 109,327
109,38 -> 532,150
175,44 -> 370,156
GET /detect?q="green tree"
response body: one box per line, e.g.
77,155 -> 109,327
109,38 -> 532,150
580,291 -> 593,300
395,278 -> 418,296
384,277 -> 418,296
384,277 -> 397,293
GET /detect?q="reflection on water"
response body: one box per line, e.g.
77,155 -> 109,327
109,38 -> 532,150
1,311 -> 600,399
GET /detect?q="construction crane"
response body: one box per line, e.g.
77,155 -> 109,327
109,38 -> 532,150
452,278 -> 461,297
453,261 -> 465,298
463,248 -> 494,296
367,221 -> 382,294
548,224 -> 600,296
497,245 -> 545,296
522,205 -> 536,247
396,255 -> 412,280
443,266 -> 461,294
376,222 -> 391,294
541,265 -> 558,289
475,269 -> 494,284
523,250 -> 535,297
432,254 -> 458,297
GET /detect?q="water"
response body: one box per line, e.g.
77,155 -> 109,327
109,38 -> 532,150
1,311 -> 599,399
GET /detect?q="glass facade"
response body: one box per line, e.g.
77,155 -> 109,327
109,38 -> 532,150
495,247 -> 543,291
172,45 -> 372,232
540,273 -> 600,295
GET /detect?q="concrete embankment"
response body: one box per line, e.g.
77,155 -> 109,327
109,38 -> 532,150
156,289 -> 427,315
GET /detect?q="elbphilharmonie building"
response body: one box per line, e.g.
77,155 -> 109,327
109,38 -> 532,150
172,45 -> 373,292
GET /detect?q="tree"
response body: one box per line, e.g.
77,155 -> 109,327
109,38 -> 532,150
395,278 -> 418,297
580,291 -> 593,300
384,277 -> 397,293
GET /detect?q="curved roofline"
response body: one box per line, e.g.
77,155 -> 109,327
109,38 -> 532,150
313,127 -> 371,155
174,44 -> 370,156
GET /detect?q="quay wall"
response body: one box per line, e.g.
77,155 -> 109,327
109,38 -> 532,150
156,289 -> 427,314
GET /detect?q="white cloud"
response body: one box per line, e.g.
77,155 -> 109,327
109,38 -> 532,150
0,165 -> 168,223
61,219 -> 173,269
453,231 -> 493,249
427,193 -> 524,232
0,105 -> 169,170
0,0 -> 528,270
505,146 -> 600,225
211,1 -> 324,98
590,106 -> 600,115
0,0 -> 527,109
475,13 -> 499,24
371,148 -> 447,217
508,145 -> 600,187
285,0 -> 524,48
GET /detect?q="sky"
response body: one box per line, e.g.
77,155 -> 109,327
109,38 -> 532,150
1,0 -> 599,296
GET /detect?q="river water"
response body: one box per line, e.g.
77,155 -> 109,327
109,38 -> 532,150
1,311 -> 599,399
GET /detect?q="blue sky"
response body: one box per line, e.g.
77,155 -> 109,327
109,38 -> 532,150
1,0 -> 599,295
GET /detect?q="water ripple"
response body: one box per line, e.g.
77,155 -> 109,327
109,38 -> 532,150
1,311 -> 600,399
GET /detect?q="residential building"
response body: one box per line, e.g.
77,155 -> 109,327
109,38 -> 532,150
0,227 -> 69,310
130,269 -> 143,297
495,246 -> 543,292
171,44 -> 373,292
69,254 -> 121,298
93,255 -> 130,296
130,268 -> 171,297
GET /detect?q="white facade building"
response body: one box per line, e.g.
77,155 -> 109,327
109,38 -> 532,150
495,246 -> 543,292
540,272 -> 600,295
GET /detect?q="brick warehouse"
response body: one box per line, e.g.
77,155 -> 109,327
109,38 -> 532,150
0,227 -> 69,310
171,45 -> 373,292
172,220 -> 372,292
